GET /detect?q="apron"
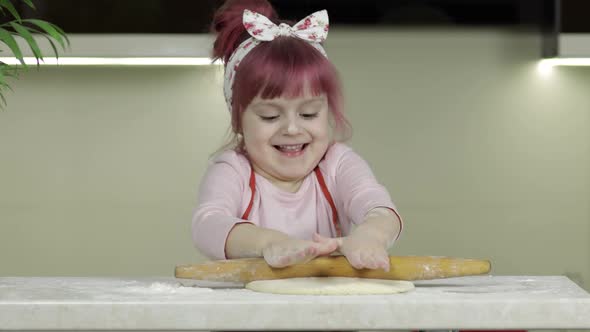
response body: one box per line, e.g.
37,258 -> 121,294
240,166 -> 342,237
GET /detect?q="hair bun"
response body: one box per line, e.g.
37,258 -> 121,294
211,0 -> 278,63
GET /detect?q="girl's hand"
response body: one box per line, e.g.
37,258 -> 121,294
312,233 -> 390,272
262,236 -> 338,268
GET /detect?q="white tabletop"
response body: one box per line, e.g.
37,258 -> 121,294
1,276 -> 589,330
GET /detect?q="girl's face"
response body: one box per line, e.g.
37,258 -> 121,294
241,90 -> 331,187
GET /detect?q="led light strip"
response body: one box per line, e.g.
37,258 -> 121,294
0,57 -> 222,66
539,58 -> 590,67
2,57 -> 589,67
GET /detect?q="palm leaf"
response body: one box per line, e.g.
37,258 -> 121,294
0,27 -> 25,65
24,24 -> 64,59
0,65 -> 18,82
0,66 -> 7,84
0,78 -> 14,91
37,31 -> 59,59
0,0 -> 22,21
0,92 -> 7,107
1,68 -> 18,78
22,19 -> 69,49
21,0 -> 35,10
0,62 -> 18,79
0,3 -> 68,109
10,22 -> 43,61
0,64 -> 16,108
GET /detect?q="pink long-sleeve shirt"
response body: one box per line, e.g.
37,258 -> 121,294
191,142 -> 402,259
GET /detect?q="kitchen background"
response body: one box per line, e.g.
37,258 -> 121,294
0,0 -> 589,297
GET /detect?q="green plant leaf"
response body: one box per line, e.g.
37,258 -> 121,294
0,66 -> 9,108
21,0 -> 35,10
0,62 -> 18,77
0,93 -> 7,107
0,62 -> 19,77
0,69 -> 15,90
10,22 -> 43,62
0,0 -> 22,21
23,19 -> 69,49
37,32 -> 59,59
0,27 -> 25,65
0,4 -> 68,109
22,25 -> 63,59
48,22 -> 67,39
1,69 -> 18,78
0,65 -> 6,82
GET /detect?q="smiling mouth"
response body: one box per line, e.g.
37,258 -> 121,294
273,143 -> 309,153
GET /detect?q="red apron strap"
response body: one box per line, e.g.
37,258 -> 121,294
241,166 -> 341,237
241,167 -> 256,220
314,167 -> 341,237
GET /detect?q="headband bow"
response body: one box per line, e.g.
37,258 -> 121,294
223,9 -> 330,113
243,9 -> 329,42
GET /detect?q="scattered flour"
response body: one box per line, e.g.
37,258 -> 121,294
122,281 -> 213,294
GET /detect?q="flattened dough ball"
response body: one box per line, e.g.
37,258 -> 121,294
245,277 -> 415,295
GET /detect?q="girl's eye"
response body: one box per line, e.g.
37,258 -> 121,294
260,115 -> 279,121
301,113 -> 319,119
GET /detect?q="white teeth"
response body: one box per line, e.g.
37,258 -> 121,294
277,144 -> 304,152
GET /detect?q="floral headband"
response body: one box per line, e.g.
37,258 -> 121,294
223,9 -> 330,113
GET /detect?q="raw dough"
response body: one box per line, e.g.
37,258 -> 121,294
245,277 -> 414,295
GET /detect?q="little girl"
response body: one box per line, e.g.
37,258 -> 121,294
192,0 -> 403,271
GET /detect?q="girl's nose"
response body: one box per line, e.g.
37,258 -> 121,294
284,118 -> 301,135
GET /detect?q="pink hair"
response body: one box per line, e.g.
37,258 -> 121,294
211,0 -> 352,151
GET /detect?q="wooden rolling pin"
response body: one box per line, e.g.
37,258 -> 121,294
175,255 -> 491,283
